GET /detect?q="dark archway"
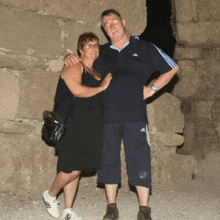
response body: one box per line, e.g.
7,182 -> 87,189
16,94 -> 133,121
140,0 -> 176,58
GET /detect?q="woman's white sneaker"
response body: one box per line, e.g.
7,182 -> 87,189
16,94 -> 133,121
42,190 -> 60,218
61,208 -> 82,220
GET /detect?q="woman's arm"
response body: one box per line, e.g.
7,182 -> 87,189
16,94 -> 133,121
61,63 -> 112,98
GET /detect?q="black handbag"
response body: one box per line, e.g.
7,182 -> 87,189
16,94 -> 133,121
41,110 -> 65,146
41,77 -> 75,146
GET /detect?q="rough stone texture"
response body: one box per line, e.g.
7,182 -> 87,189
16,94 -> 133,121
0,69 -> 20,120
195,151 -> 220,184
145,93 -> 196,190
176,22 -> 220,47
197,0 -> 220,21
0,6 -> 62,57
174,0 -> 198,23
211,99 -> 220,138
0,0 -> 146,36
174,0 -> 220,23
0,120 -> 35,135
17,70 -> 59,120
172,61 -> 201,98
174,0 -> 220,185
147,93 -> 184,134
0,56 -> 25,70
174,59 -> 220,100
150,133 -> 196,190
0,133 -> 57,197
174,47 -> 203,60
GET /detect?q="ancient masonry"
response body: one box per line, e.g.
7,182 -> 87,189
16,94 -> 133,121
0,0 -> 219,198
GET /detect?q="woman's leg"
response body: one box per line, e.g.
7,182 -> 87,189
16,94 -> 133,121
49,170 -> 81,198
43,170 -> 81,218
63,175 -> 80,208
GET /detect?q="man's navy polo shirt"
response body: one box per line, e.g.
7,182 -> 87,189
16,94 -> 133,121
94,36 -> 177,124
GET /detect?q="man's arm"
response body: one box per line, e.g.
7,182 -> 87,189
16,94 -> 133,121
64,54 -> 80,66
143,65 -> 179,100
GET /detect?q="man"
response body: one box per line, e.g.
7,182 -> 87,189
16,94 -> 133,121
65,9 -> 179,220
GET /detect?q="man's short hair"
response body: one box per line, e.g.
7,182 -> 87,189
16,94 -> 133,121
100,9 -> 122,25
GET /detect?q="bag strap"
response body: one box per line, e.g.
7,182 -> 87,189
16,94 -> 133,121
53,78 -> 75,122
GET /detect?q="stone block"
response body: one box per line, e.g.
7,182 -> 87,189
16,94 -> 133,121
197,0 -> 220,21
194,101 -> 214,120
0,134 -> 57,197
191,118 -> 219,157
147,93 -> 184,134
175,0 -> 220,23
0,6 -> 62,57
174,58 -> 220,100
150,133 -> 197,190
0,69 -> 20,120
202,48 -> 220,59
0,121 -> 35,135
173,61 -> 201,99
0,0 -> 146,36
179,122 -> 195,154
176,21 -> 220,47
195,151 -> 220,184
47,56 -> 65,73
0,56 -> 25,70
156,132 -> 184,147
17,70 -> 59,120
194,118 -> 217,139
195,59 -> 220,100
174,47 -> 203,60
174,0 -> 197,23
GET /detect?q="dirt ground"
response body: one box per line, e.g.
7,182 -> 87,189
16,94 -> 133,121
1,178 -> 220,220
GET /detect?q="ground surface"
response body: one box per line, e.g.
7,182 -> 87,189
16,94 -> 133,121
1,178 -> 220,220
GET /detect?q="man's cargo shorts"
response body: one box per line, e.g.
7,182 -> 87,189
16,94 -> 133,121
97,122 -> 151,188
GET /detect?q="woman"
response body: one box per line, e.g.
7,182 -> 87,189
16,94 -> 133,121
42,32 -> 112,220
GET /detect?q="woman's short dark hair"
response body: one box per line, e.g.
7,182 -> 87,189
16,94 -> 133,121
100,9 -> 122,25
77,32 -> 99,56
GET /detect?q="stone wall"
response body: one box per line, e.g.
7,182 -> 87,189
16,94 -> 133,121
0,0 -> 198,197
0,0 -> 148,197
173,0 -> 220,184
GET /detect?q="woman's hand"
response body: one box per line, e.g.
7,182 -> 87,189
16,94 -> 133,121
64,54 -> 81,66
100,73 -> 112,91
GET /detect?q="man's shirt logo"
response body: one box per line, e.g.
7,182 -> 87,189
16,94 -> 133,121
132,53 -> 138,57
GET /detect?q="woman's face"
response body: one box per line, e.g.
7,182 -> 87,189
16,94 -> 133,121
80,39 -> 99,60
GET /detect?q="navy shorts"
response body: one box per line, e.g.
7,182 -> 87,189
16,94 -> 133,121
97,122 -> 151,188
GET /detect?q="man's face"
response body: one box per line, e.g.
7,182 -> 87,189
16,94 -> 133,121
102,13 -> 126,42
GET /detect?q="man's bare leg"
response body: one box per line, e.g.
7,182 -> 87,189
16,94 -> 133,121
136,186 -> 152,220
103,184 -> 119,220
136,186 -> 150,206
105,184 -> 118,204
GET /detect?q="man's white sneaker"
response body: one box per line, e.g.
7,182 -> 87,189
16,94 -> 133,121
61,208 -> 83,220
42,190 -> 60,218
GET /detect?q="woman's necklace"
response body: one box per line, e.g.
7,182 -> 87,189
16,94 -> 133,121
83,63 -> 95,74
81,62 -> 101,80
